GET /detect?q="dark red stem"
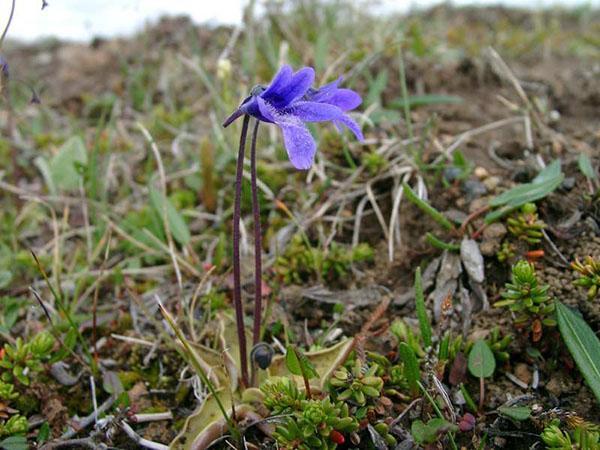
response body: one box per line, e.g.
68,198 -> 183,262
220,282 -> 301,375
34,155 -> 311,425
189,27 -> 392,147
250,120 -> 262,346
233,115 -> 250,387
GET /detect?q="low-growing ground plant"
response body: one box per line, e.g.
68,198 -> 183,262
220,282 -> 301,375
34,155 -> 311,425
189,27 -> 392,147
495,260 -> 556,341
572,256 -> 600,300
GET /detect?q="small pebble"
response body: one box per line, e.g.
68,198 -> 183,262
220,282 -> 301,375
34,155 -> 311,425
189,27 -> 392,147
474,166 -> 489,179
483,176 -> 501,191
463,180 -> 487,200
561,177 -> 575,190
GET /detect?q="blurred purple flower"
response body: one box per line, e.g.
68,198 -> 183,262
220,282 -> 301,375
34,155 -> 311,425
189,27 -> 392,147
223,65 -> 363,170
0,56 -> 9,79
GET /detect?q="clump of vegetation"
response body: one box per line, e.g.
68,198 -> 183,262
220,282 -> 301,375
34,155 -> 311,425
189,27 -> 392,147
495,260 -> 556,341
260,377 -> 306,414
541,419 -> 600,449
507,203 -> 546,245
270,396 -> 358,450
0,332 -> 55,386
0,331 -> 55,440
485,326 -> 512,363
572,256 -> 600,300
329,359 -> 384,406
274,235 -> 374,284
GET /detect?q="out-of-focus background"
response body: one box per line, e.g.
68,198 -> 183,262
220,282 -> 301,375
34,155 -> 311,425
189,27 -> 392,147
3,0 -> 600,42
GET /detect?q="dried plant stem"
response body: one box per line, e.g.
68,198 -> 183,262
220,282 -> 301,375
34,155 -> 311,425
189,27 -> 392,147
233,115 -> 250,387
250,119 -> 262,346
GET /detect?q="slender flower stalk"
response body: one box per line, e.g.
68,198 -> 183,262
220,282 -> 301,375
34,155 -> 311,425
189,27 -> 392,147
223,65 -> 363,388
232,115 -> 250,387
249,120 -> 262,346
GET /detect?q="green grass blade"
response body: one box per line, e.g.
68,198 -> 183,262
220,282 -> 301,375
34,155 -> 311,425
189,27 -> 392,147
414,267 -> 432,348
402,182 -> 454,231
398,342 -> 420,396
556,301 -> 600,405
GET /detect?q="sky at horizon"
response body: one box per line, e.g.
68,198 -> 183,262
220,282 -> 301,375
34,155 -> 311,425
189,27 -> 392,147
2,0 -> 598,43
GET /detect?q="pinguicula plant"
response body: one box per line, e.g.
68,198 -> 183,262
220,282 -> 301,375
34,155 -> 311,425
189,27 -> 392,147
222,65 -> 363,387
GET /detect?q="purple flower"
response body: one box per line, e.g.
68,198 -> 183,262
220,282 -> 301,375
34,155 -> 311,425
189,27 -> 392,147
0,56 -> 9,79
223,65 -> 363,170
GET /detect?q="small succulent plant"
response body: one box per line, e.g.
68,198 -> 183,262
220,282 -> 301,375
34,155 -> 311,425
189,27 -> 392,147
372,422 -> 398,447
507,203 -> 546,245
329,359 -> 384,406
0,332 -> 55,386
541,419 -> 600,450
0,415 -> 28,437
260,377 -> 306,415
273,397 -> 358,450
572,256 -> 600,300
495,261 -> 556,340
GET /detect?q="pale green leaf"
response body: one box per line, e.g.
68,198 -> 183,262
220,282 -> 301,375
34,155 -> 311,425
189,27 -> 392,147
556,301 -> 600,404
149,188 -> 191,246
468,340 -> 496,378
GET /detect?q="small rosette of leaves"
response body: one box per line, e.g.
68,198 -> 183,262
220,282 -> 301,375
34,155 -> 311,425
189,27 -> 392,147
0,332 -> 55,386
0,415 -> 28,437
273,398 -> 358,450
260,377 -> 306,415
541,419 -> 600,450
329,360 -> 384,406
495,261 -> 556,329
506,203 -> 546,245
572,256 -> 600,300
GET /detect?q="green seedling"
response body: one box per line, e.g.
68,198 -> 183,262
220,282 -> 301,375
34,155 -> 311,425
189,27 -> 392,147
330,359 -> 384,406
260,377 -> 306,414
0,415 -> 27,438
398,342 -> 420,397
0,332 -> 54,386
486,326 -> 512,363
542,419 -> 600,450
285,345 -> 319,398
468,340 -> 496,410
507,203 -> 546,245
572,256 -> 600,300
273,397 -> 358,450
495,260 -> 556,341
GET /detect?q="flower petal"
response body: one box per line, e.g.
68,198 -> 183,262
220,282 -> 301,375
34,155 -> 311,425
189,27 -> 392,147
276,115 -> 316,170
256,96 -> 277,122
264,67 -> 315,109
328,88 -> 362,111
335,114 -> 364,141
261,65 -> 293,101
289,101 -> 343,122
306,77 -> 342,102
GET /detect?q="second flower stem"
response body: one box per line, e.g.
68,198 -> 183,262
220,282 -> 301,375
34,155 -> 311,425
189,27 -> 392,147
250,120 -> 262,346
233,115 -> 250,388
